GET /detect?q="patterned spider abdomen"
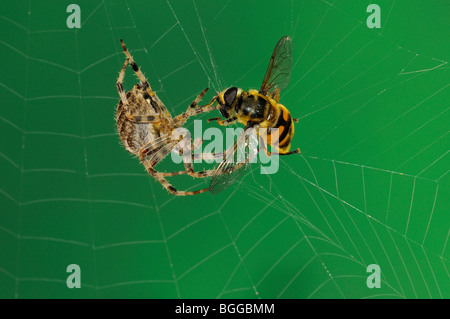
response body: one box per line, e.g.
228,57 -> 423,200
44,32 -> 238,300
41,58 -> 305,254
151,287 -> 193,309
116,86 -> 160,156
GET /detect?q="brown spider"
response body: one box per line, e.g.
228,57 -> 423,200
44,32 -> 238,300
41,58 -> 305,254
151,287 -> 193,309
115,39 -> 222,196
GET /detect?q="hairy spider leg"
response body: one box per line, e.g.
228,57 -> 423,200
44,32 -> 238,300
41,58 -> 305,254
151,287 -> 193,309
120,39 -> 170,121
173,89 -> 222,128
116,58 -> 161,123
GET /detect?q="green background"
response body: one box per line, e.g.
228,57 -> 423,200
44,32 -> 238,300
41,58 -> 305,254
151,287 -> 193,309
1,0 -> 449,299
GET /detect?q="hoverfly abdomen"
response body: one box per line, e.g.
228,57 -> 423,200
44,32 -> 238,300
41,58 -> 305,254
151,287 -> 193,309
273,106 -> 294,152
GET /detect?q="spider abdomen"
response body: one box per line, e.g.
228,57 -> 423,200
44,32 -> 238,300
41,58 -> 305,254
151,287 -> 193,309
116,89 -> 160,156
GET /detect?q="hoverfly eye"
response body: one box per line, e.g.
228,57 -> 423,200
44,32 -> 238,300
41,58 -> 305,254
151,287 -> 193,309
224,87 -> 238,107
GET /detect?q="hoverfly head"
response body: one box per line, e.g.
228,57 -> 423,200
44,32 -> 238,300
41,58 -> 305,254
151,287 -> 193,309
217,87 -> 241,119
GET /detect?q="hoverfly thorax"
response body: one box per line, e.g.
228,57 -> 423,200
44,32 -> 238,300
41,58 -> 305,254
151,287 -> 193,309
238,91 -> 269,122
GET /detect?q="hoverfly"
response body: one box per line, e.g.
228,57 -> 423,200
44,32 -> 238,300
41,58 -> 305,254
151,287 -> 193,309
205,36 -> 300,194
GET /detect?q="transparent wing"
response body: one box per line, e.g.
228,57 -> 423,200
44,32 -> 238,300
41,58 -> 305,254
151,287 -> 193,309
209,128 -> 259,195
141,135 -> 176,165
259,36 -> 293,95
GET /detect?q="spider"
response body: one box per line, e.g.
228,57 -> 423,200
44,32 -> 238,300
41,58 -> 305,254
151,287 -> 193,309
115,39 -> 223,196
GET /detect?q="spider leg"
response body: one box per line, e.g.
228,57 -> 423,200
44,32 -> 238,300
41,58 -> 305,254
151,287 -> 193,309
202,96 -> 218,108
191,149 -> 224,162
140,149 -> 210,195
174,102 -> 220,122
192,136 -> 203,151
146,166 -> 210,196
147,157 -> 223,179
193,91 -> 218,109
189,137 -> 225,161
116,57 -> 162,124
193,152 -> 223,161
120,39 -> 170,120
173,89 -> 220,127
116,58 -> 137,122
137,135 -> 221,177
171,138 -> 224,178
173,137 -> 223,162
183,144 -> 225,178
189,88 -> 208,109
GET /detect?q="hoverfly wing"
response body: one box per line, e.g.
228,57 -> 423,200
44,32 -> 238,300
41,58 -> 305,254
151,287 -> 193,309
209,128 -> 259,195
140,135 -> 175,164
259,36 -> 293,95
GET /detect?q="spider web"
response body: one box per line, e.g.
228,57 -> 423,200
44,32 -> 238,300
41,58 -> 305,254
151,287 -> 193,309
1,0 -> 449,298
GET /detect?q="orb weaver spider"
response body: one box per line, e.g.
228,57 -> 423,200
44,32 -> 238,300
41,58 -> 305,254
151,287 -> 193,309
115,39 -> 222,195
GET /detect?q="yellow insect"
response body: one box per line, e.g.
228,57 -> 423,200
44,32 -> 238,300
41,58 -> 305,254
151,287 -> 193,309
206,36 -> 300,194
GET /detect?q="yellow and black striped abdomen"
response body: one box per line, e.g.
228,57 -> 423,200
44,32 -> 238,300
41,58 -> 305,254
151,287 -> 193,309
269,104 -> 294,153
